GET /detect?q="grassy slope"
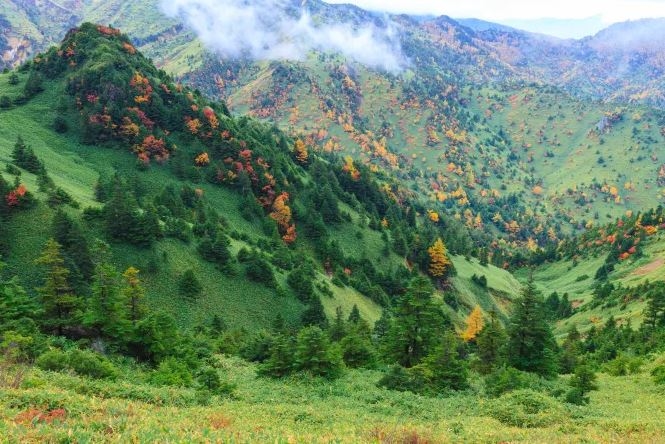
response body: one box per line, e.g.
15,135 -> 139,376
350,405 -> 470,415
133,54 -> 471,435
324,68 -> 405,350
2,355 -> 665,442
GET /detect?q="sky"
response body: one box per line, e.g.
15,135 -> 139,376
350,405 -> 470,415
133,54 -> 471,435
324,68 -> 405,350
326,0 -> 665,38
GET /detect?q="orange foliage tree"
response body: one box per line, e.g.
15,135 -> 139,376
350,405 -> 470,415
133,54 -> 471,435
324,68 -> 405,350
461,305 -> 484,342
270,192 -> 297,244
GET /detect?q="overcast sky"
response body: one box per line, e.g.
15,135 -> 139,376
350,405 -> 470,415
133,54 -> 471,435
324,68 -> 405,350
326,0 -> 665,38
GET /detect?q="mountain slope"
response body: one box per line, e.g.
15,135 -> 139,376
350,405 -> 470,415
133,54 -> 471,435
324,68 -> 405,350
0,23 -> 518,333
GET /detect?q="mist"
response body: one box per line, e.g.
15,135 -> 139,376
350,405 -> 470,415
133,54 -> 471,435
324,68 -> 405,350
159,0 -> 407,72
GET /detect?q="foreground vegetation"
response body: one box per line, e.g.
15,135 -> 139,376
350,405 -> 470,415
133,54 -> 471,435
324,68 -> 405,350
2,355 -> 665,443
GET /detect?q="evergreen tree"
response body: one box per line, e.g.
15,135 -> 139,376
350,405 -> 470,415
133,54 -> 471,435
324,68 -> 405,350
84,242 -> 123,340
506,280 -> 558,378
329,306 -> 346,342
258,335 -> 295,378
0,260 -> 40,333
179,269 -> 203,299
565,364 -> 598,405
301,295 -> 328,329
559,325 -> 583,374
348,304 -> 361,324
340,329 -> 376,368
52,210 -> 94,285
424,331 -> 469,391
475,310 -> 507,374
34,239 -> 82,336
121,267 -> 146,326
384,277 -> 448,367
294,326 -> 344,379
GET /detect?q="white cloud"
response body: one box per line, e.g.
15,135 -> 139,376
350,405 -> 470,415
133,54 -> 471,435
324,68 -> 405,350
326,0 -> 665,23
160,0 -> 407,72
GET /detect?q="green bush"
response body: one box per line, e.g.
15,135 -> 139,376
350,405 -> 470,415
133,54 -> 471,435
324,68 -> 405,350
602,354 -> 643,376
67,349 -> 119,380
35,349 -> 70,372
488,389 -> 568,428
651,365 -> 665,385
36,349 -> 118,380
150,357 -> 194,387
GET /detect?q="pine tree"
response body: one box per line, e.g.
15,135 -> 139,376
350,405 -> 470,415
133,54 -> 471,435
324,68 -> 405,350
258,335 -> 295,378
329,306 -> 347,342
475,310 -> 507,374
384,277 -> 448,367
425,331 -> 469,391
302,295 -> 328,329
461,305 -> 484,342
565,364 -> 598,405
294,326 -> 344,379
121,267 -> 145,326
179,269 -> 202,299
0,260 -> 40,332
85,247 -> 123,340
506,280 -> 558,377
35,239 -> 82,336
348,304 -> 361,324
428,237 -> 451,280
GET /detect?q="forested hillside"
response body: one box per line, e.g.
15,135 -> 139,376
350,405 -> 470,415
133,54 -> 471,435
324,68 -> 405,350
1,3 -> 665,443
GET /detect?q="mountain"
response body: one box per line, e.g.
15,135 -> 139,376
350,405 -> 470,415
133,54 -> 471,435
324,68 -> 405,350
4,1 -> 665,254
0,22 -> 520,334
3,8 -> 665,444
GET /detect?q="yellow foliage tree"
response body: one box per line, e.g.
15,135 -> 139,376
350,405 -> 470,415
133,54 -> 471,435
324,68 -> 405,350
461,305 -> 483,342
428,238 -> 451,278
293,139 -> 308,164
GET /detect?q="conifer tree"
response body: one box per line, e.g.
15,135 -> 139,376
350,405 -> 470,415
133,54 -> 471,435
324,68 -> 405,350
0,260 -> 40,332
121,267 -> 145,326
506,280 -> 558,377
85,242 -> 123,339
475,310 -> 507,374
294,326 -> 344,379
428,237 -> 451,280
425,331 -> 469,391
329,306 -> 347,342
461,305 -> 484,342
384,277 -> 448,367
35,239 -> 82,336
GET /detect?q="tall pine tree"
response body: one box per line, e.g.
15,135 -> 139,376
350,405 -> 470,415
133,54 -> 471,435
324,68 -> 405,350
506,280 -> 558,378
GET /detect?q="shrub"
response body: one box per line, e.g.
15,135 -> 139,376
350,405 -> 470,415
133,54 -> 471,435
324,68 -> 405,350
36,349 -> 118,380
150,357 -> 193,387
53,116 -> 68,133
377,365 -> 431,394
488,389 -> 568,428
35,349 -> 70,373
651,365 -> 665,385
602,354 -> 643,376
67,349 -> 118,380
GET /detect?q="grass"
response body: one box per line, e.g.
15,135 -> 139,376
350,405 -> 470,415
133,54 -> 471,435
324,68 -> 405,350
2,355 -> 665,442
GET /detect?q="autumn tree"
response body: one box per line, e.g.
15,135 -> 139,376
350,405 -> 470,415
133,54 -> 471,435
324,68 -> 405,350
293,139 -> 308,164
461,305 -> 484,342
35,239 -> 82,336
270,192 -> 297,244
428,237 -> 451,280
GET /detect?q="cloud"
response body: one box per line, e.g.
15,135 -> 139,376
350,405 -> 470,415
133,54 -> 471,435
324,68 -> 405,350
326,0 -> 665,21
159,0 -> 407,72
